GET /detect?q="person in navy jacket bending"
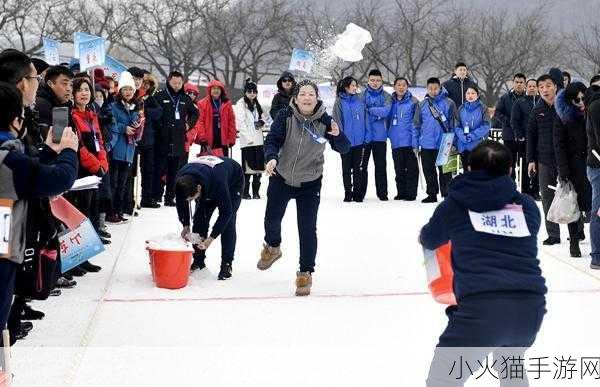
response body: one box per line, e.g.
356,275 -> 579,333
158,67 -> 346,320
420,140 -> 547,387
175,156 -> 244,280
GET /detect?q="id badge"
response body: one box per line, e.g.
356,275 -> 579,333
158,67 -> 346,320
175,110 -> 181,120
0,198 -> 14,258
392,116 -> 398,126
463,125 -> 470,134
440,114 -> 447,123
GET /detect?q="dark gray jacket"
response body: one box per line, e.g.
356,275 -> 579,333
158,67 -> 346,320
264,101 -> 350,187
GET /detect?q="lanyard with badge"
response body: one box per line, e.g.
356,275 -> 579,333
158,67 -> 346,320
167,90 -> 181,120
84,118 -> 101,152
0,198 -> 14,259
303,120 -> 327,144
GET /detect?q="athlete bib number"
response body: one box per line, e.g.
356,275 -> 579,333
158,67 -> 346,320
191,155 -> 224,168
468,204 -> 530,237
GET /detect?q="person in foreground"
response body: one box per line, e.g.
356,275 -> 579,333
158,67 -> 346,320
419,141 -> 547,386
258,80 -> 350,296
175,156 -> 244,280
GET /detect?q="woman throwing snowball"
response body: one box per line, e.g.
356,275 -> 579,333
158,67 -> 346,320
257,80 -> 350,296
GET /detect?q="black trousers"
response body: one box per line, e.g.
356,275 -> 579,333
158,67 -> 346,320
110,159 -> 131,215
264,176 -> 321,273
371,141 -> 388,199
356,145 -> 371,200
138,145 -> 155,203
506,140 -> 538,195
191,193 -> 242,265
341,145 -> 365,199
155,154 -> 184,202
427,295 -> 546,386
0,260 -> 17,344
421,149 -> 452,197
243,173 -> 261,196
538,163 -> 583,240
66,189 -> 99,229
391,147 -> 418,199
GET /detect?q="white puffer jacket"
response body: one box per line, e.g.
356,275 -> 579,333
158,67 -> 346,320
234,98 -> 264,148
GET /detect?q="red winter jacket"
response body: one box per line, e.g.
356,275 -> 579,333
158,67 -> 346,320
71,108 -> 109,176
194,80 -> 237,148
184,83 -> 201,152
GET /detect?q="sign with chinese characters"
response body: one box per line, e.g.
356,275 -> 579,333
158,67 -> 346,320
59,219 -> 105,273
436,132 -> 455,166
42,37 -> 60,65
468,204 -> 530,237
79,37 -> 106,71
73,32 -> 100,59
103,55 -> 128,80
0,199 -> 14,258
288,48 -> 315,73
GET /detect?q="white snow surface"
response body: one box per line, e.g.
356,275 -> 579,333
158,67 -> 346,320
12,145 -> 600,386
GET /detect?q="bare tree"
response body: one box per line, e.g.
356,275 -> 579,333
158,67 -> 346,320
570,22 -> 600,77
390,0 -> 445,85
118,0 -> 217,79
0,0 -> 71,55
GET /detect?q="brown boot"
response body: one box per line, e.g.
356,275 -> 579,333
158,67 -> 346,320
295,271 -> 312,296
257,243 -> 282,270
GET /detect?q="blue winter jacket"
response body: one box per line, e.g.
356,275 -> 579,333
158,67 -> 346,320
387,91 -> 419,149
109,101 -> 141,163
420,170 -> 547,301
454,99 -> 490,153
362,86 -> 392,142
332,92 -> 370,147
413,89 -> 458,150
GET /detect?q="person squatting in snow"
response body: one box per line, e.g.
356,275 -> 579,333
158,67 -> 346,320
257,79 -> 351,297
420,140 -> 547,387
175,156 -> 244,281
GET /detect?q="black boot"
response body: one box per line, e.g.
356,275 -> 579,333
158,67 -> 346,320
252,175 -> 261,199
80,261 -> 102,272
570,240 -> 582,257
218,263 -> 232,280
56,277 -> 77,288
344,192 -> 353,202
21,303 -> 45,320
421,195 -> 438,203
543,237 -> 561,245
97,228 -> 111,239
69,266 -> 88,277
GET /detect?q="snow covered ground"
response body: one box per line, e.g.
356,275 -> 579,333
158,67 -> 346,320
11,146 -> 600,386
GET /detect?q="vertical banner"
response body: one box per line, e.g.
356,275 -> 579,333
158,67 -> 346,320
42,37 -> 60,65
73,32 -> 102,59
79,37 -> 106,71
288,48 -> 315,73
103,55 -> 128,80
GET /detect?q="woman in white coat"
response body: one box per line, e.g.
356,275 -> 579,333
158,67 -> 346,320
235,79 -> 266,199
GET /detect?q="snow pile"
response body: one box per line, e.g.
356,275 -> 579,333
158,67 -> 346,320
146,233 -> 193,252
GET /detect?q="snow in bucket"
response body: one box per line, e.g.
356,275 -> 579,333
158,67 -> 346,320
146,233 -> 194,252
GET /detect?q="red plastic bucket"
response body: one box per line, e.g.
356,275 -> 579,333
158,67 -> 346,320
426,242 -> 457,305
147,248 -> 192,289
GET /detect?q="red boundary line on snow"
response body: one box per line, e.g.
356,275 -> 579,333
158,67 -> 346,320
101,288 -> 600,303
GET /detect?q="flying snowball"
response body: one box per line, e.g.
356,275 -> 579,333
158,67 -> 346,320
331,23 -> 373,62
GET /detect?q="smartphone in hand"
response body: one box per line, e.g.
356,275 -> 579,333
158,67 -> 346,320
51,107 -> 69,144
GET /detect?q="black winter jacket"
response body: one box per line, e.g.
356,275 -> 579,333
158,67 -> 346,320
587,90 -> 600,168
442,76 -> 478,109
511,95 -> 539,140
495,90 -> 525,141
527,99 -> 557,166
154,85 -> 199,157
